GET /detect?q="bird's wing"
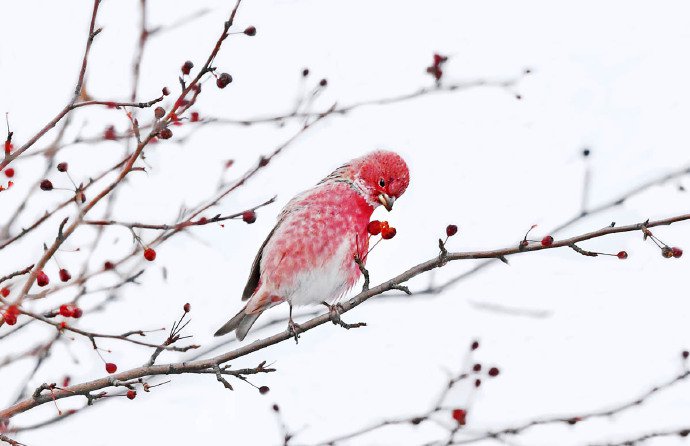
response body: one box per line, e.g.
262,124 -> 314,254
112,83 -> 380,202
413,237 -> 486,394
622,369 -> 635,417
241,197 -> 306,301
241,223 -> 279,301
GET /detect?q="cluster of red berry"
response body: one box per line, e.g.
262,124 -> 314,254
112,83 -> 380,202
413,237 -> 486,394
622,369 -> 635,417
2,304 -> 19,326
58,304 -> 83,319
367,220 -> 397,239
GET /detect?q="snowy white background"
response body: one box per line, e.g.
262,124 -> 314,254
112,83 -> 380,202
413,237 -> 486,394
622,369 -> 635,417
1,0 -> 690,445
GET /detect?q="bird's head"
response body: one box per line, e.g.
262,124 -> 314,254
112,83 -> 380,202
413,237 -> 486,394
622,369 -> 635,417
349,150 -> 410,211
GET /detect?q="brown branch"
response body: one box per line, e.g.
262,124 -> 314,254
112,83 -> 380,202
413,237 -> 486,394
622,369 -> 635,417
83,196 -> 276,230
2,213 -> 687,420
0,0 -> 245,326
204,74 -> 526,127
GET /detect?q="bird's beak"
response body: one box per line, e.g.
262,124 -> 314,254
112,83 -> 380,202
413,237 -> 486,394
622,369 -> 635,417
378,193 -> 395,211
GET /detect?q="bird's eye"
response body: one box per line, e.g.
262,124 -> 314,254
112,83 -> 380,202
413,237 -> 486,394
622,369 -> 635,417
379,178 -> 386,188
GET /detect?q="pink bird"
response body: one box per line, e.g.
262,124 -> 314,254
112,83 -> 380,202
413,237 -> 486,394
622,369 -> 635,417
214,150 -> 410,341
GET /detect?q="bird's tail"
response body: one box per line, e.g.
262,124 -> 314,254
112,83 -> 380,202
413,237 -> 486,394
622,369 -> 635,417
214,306 -> 262,341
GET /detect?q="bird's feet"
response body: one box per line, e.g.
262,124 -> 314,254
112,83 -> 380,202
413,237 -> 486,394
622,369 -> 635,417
322,302 -> 367,330
287,318 -> 302,344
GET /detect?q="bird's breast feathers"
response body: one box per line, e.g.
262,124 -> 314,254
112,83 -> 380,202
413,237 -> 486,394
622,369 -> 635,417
256,182 -> 373,306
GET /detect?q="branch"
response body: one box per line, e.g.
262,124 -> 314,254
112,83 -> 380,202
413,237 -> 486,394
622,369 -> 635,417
2,213 -> 687,420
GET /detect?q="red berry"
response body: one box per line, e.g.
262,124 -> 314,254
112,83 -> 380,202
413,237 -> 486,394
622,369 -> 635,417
72,307 -> 83,318
0,287 -> 9,297
58,321 -> 67,330
488,367 -> 500,377
672,247 -> 683,258
126,390 -> 137,400
104,261 -> 115,270
40,179 -> 53,191
216,73 -> 232,89
62,376 -> 71,387
242,210 -> 257,224
381,226 -> 397,240
190,112 -> 200,122
36,271 -> 50,287
59,268 -> 71,282
4,313 -> 17,325
367,220 -> 382,235
243,26 -> 256,36
451,408 -> 467,425
6,305 -> 19,317
144,248 -> 156,262
541,235 -> 554,247
105,362 -> 117,374
57,162 -> 68,172
181,61 -> 194,75
159,128 -> 173,140
4,168 -> 14,178
472,363 -> 481,372
446,224 -> 458,237
104,126 -> 117,140
4,141 -> 12,154
183,303 -> 191,313
616,251 -> 628,259
59,304 -> 73,318
259,386 -> 269,394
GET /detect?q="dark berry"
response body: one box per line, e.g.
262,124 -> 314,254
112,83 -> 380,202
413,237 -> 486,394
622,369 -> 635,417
59,269 -> 71,282
159,128 -> 173,140
617,251 -> 628,260
216,73 -> 232,89
154,107 -> 165,119
36,271 -> 50,287
40,179 -> 53,191
446,224 -> 458,237
243,26 -> 256,36
242,211 -> 256,224
181,61 -> 194,75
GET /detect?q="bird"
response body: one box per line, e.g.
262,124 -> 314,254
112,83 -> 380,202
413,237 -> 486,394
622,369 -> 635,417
214,150 -> 410,341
